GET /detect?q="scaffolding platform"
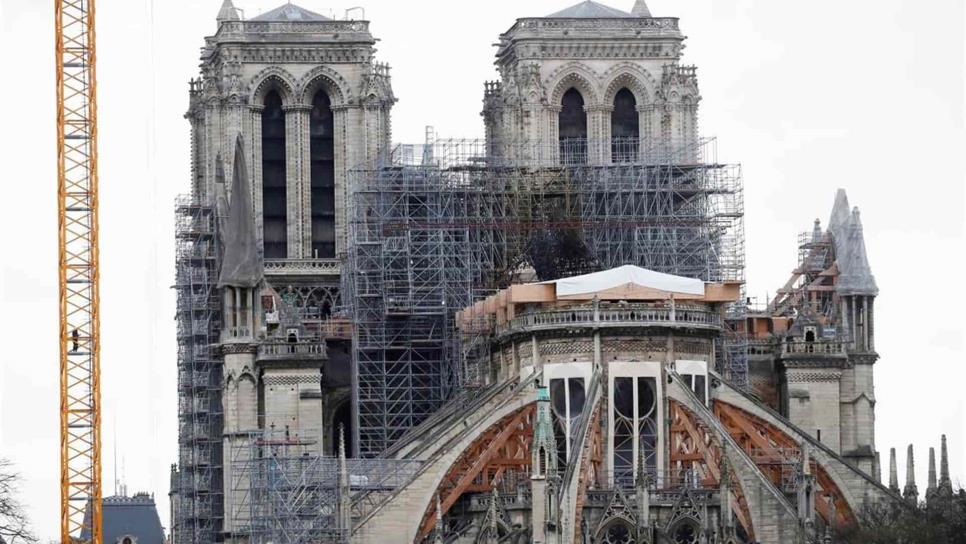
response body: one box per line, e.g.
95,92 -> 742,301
345,137 -> 746,456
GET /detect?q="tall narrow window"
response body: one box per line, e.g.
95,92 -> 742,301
611,88 -> 639,162
549,377 -> 586,466
310,90 -> 336,258
559,88 -> 587,165
261,91 -> 287,258
612,376 -> 658,486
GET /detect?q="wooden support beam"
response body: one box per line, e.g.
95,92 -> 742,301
418,403 -> 536,540
714,401 -> 854,527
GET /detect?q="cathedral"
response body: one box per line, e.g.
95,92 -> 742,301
167,1 -> 925,543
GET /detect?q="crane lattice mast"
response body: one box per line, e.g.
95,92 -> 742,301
56,0 -> 102,542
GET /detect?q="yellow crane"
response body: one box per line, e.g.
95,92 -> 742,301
55,0 -> 102,542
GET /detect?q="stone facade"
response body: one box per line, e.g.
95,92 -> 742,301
169,2 -> 898,543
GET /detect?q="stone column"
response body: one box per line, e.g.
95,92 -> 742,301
549,105 -> 562,166
294,103 -> 314,258
250,105 -> 265,250
332,105 -> 351,256
283,104 -> 310,259
638,104 -> 654,158
600,105 -> 614,165
586,104 -> 608,166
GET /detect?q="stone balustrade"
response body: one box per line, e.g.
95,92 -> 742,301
499,305 -> 721,335
781,341 -> 847,356
257,340 -> 328,361
264,258 -> 341,276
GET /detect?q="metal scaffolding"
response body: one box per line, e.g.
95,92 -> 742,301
345,137 -> 746,456
230,433 -> 423,544
172,196 -> 224,544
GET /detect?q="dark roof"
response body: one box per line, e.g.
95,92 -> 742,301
251,3 -> 330,21
80,494 -> 165,544
547,1 -> 634,18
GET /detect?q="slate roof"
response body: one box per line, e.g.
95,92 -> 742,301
827,190 -> 878,296
80,494 -> 165,544
631,0 -> 652,17
252,3 -> 330,21
546,1 -> 634,18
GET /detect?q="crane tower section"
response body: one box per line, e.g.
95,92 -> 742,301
56,0 -> 102,542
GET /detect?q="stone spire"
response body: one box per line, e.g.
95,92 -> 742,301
336,426 -> 351,539
827,189 -> 852,240
218,135 -> 263,289
797,443 -> 815,525
938,434 -> 953,495
217,0 -> 241,22
903,445 -> 918,504
836,207 -> 878,296
888,448 -> 899,493
718,442 -> 737,537
433,493 -> 444,544
631,0 -> 652,16
811,218 -> 823,242
636,445 -> 651,528
874,451 -> 882,484
926,447 -> 937,500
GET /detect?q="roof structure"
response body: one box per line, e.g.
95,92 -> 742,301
835,207 -> 878,296
544,264 -> 706,298
546,1 -> 634,18
251,2 -> 330,21
81,494 -> 165,544
218,135 -> 263,289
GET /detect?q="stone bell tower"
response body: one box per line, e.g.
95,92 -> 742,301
177,3 -> 395,542
189,0 -> 395,260
483,0 -> 700,165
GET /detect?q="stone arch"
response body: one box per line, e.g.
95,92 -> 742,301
667,518 -> 702,544
547,64 -> 600,108
249,66 -> 298,105
602,71 -> 651,107
298,65 -> 351,106
595,517 -> 637,544
601,64 -> 656,99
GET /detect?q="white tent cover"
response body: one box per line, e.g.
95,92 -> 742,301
544,265 -> 705,297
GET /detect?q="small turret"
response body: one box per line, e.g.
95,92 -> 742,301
888,448 -> 899,493
336,426 -> 351,540
903,445 -> 918,504
926,447 -> 937,503
631,0 -> 652,16
938,435 -> 953,496
217,0 -> 241,22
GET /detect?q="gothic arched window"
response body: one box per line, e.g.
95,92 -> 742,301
261,90 -> 287,258
611,88 -> 639,162
559,88 -> 587,165
310,90 -> 336,258
600,520 -> 634,544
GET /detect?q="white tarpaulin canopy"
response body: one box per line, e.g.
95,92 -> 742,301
543,265 -> 705,297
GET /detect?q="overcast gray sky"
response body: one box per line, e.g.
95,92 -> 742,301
0,0 -> 963,539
